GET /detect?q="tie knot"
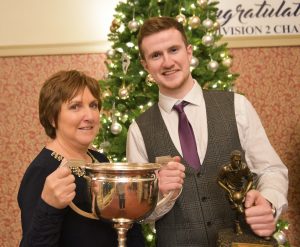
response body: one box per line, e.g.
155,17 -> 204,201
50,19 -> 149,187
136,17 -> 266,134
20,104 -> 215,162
173,101 -> 188,113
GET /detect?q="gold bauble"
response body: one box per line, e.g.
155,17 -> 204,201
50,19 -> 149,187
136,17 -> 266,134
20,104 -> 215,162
222,57 -> 233,67
102,90 -> 112,98
188,16 -> 201,29
213,21 -> 220,31
197,0 -> 208,8
110,18 -> 121,32
146,74 -> 156,86
118,87 -> 129,99
175,14 -> 187,26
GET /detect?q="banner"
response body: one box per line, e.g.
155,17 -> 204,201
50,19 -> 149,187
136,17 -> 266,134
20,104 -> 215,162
217,0 -> 300,47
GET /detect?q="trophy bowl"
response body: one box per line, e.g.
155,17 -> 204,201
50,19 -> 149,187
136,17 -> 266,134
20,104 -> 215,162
65,161 -> 163,247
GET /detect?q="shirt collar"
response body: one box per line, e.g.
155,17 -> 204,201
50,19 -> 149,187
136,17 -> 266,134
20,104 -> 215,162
158,80 -> 203,113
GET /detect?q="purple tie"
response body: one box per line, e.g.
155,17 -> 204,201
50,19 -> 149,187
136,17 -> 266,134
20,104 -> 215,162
173,101 -> 200,170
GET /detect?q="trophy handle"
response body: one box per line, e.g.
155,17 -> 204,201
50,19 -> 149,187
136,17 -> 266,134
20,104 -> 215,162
60,159 -> 99,220
69,201 -> 99,220
156,190 -> 175,207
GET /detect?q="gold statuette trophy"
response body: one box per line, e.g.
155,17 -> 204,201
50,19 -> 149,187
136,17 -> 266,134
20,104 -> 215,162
62,161 -> 173,247
217,150 -> 278,247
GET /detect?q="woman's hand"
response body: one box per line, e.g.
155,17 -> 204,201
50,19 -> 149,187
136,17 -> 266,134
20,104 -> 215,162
41,166 -> 76,209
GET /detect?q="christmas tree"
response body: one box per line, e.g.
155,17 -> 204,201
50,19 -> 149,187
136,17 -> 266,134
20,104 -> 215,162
93,0 -> 238,245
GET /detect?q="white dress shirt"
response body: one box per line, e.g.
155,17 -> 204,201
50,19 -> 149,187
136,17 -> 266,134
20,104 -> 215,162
126,81 -> 288,220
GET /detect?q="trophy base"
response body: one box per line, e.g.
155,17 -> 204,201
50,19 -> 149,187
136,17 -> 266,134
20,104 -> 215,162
217,228 -> 278,247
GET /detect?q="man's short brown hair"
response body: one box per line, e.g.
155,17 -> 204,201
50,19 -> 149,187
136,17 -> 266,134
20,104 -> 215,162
137,16 -> 188,59
39,70 -> 101,139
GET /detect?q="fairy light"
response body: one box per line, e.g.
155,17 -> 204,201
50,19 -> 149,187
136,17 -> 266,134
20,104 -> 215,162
126,42 -> 134,48
119,23 -> 125,33
116,47 -> 124,53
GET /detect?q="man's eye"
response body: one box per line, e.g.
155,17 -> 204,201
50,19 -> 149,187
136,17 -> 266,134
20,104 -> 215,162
171,47 -> 178,53
151,53 -> 160,59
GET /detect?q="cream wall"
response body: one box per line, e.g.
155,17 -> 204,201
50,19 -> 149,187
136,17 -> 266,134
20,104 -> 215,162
0,0 -> 120,55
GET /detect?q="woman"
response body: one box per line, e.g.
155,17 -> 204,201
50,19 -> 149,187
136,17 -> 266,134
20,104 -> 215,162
18,70 -> 144,247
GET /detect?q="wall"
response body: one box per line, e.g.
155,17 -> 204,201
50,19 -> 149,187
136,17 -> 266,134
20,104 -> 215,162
0,47 -> 299,246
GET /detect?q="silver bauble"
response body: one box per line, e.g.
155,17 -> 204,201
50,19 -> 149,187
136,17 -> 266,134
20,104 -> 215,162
190,56 -> 199,68
202,34 -> 214,46
188,16 -> 201,29
128,19 -> 139,32
207,60 -> 219,72
118,87 -> 129,99
106,49 -> 115,58
110,122 -> 122,135
273,231 -> 287,245
222,57 -> 233,67
202,18 -> 214,29
176,14 -> 187,26
197,0 -> 208,8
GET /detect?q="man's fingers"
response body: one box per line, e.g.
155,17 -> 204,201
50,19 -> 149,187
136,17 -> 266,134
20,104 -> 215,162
244,190 -> 258,208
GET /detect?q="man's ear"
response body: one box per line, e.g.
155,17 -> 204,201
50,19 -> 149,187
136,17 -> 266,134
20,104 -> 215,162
186,44 -> 193,62
141,59 -> 149,72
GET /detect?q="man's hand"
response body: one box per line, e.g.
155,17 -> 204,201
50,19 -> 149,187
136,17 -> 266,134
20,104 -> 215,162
41,166 -> 76,209
157,156 -> 185,198
244,190 -> 276,237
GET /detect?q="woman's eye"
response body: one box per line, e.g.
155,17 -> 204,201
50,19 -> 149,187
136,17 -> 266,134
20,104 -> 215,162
90,102 -> 99,109
70,104 -> 79,110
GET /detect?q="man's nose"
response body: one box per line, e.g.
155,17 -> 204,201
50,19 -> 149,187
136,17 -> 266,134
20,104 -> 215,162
162,54 -> 174,67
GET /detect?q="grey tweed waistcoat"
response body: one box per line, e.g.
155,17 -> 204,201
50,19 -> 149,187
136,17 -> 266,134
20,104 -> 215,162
136,90 -> 245,247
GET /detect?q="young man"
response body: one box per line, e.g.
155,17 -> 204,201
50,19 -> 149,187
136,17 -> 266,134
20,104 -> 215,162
126,16 -> 288,246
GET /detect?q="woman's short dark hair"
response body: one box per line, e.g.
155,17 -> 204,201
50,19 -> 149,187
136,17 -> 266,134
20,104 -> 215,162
39,70 -> 101,139
137,16 -> 188,59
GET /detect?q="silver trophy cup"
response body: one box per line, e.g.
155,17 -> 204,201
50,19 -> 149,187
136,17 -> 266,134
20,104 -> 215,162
64,161 -> 169,247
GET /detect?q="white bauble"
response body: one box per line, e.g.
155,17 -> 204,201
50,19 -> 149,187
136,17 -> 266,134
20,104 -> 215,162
106,49 -> 115,58
128,20 -> 139,32
202,34 -> 214,46
190,56 -> 199,68
207,60 -> 219,72
202,18 -> 214,29
111,122 -> 122,135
